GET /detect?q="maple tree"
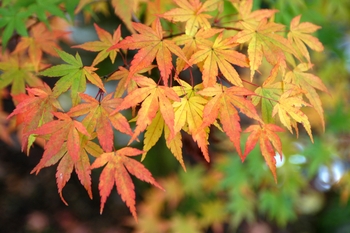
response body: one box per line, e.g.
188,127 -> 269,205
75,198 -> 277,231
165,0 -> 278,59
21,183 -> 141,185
0,0 -> 329,223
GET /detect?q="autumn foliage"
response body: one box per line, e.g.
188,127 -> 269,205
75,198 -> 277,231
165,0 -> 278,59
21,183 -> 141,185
0,0 -> 326,220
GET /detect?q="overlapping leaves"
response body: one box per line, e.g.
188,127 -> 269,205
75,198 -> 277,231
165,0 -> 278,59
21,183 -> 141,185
3,0 -> 327,222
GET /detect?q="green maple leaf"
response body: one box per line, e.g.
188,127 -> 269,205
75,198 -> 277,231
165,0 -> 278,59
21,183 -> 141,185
0,5 -> 32,49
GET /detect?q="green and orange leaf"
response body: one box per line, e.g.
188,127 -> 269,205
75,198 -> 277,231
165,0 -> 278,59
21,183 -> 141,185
38,49 -> 106,106
0,51 -> 44,95
90,147 -> 164,220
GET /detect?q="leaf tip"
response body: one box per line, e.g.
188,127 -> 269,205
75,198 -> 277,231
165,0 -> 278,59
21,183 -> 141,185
59,192 -> 69,206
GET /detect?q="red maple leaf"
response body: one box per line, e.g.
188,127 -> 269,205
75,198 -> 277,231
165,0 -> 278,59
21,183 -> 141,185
198,84 -> 261,158
27,112 -> 101,204
28,112 -> 90,163
68,93 -> 133,152
109,18 -> 188,85
8,84 -> 62,153
244,124 -> 284,182
90,147 -> 164,220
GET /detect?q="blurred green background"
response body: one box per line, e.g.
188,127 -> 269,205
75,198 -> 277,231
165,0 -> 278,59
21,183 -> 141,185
1,0 -> 350,232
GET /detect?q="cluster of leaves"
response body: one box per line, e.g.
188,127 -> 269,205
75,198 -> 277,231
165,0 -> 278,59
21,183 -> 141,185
0,0 -> 327,220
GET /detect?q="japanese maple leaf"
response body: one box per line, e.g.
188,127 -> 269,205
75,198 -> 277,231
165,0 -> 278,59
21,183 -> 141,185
172,80 -> 210,161
272,90 -> 313,142
73,24 -> 121,66
189,33 -> 249,87
288,15 -> 324,63
109,18 -> 188,85
112,76 -> 180,144
142,110 -> 185,169
28,111 -> 90,163
107,65 -> 155,98
162,0 -> 220,35
111,0 -> 138,33
27,113 -> 96,205
39,49 -> 106,106
244,124 -> 284,182
31,138 -> 103,205
13,22 -> 67,71
234,0 -> 277,23
252,64 -> 286,123
68,93 -> 133,152
0,51 -> 44,95
8,84 -> 62,153
235,18 -> 295,79
285,63 -> 328,130
173,28 -> 223,71
90,147 -> 164,220
198,84 -> 261,158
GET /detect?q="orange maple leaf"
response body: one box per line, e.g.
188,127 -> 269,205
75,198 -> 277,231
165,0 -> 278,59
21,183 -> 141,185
162,0 -> 220,35
107,65 -> 155,98
73,23 -> 121,66
68,93 -> 133,152
8,84 -> 62,153
173,28 -> 223,71
109,18 -> 188,85
112,76 -> 180,144
28,112 -> 90,162
13,22 -> 67,71
27,112 -> 97,205
198,84 -> 261,158
272,90 -> 313,142
90,147 -> 164,220
189,32 -> 249,87
244,124 -> 284,182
